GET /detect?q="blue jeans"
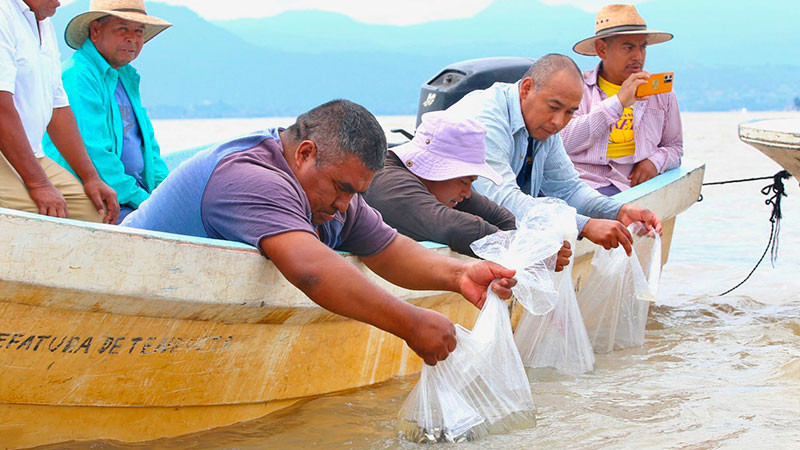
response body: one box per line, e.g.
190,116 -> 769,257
596,184 -> 621,196
117,205 -> 136,224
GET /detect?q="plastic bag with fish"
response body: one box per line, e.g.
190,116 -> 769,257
397,289 -> 535,443
578,222 -> 662,353
511,199 -> 596,375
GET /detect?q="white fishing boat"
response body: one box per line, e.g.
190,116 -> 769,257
739,117 -> 800,183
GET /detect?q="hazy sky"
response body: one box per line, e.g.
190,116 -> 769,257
61,0 -> 647,25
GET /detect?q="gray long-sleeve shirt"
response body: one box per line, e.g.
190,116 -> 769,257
364,153 -> 516,257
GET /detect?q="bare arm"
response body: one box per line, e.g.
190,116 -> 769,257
260,231 -> 458,365
0,91 -> 68,217
360,234 -> 516,309
47,106 -> 119,223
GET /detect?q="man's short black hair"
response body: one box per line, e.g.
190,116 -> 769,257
286,99 -> 387,172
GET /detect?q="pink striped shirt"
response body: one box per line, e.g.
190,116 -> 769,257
560,63 -> 683,191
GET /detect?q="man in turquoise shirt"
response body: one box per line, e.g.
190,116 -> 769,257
43,0 -> 171,223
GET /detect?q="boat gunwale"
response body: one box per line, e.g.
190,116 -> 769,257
739,118 -> 800,149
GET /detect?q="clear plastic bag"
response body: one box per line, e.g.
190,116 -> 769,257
577,222 -> 662,353
513,259 -> 596,375
397,290 -> 535,443
632,222 -> 663,300
398,198 -> 606,442
470,227 -> 563,315
511,199 -> 596,375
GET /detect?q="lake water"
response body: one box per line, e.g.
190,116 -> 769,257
54,111 -> 800,449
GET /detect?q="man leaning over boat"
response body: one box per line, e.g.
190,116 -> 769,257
43,0 -> 172,224
122,99 -> 517,366
363,110 -> 572,267
561,4 -> 683,196
0,0 -> 118,223
446,53 -> 662,255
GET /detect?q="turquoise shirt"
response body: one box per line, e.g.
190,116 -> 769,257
43,40 -> 168,208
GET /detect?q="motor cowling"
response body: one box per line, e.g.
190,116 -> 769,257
415,57 -> 535,127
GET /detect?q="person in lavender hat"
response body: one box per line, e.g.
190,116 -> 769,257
365,111 -> 571,268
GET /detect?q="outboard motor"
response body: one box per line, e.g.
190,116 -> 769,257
415,57 -> 535,127
389,57 -> 534,143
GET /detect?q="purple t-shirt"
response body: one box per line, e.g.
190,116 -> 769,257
200,138 -> 397,257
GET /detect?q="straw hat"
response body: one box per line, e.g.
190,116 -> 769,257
391,111 -> 502,185
572,4 -> 672,56
65,0 -> 172,50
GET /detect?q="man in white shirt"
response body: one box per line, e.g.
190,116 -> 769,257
0,0 -> 118,223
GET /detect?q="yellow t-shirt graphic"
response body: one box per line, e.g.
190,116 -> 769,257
598,76 -> 635,158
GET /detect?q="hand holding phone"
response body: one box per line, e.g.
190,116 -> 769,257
618,72 -> 651,107
636,72 -> 674,97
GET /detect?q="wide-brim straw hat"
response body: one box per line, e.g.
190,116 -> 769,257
391,111 -> 502,185
573,4 -> 672,56
65,0 -> 172,50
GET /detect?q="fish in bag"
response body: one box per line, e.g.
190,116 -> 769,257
397,289 -> 535,443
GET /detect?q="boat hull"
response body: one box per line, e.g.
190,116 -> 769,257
739,118 -> 800,184
0,291 -> 476,447
0,160 -> 704,447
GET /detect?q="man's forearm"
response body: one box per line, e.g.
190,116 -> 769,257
261,232 -> 421,341
0,93 -> 51,187
361,234 -> 464,293
302,254 -> 420,339
47,106 -> 100,182
563,179 -> 622,222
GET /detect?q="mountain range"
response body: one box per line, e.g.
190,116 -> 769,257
51,0 -> 800,118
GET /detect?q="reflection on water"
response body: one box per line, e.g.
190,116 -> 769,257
47,112 -> 800,449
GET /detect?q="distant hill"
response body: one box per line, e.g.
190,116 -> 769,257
52,0 -> 800,118
214,0 -> 798,66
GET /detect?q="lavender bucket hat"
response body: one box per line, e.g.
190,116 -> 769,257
391,111 -> 502,185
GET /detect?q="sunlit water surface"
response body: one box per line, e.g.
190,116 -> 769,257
47,112 -> 800,449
